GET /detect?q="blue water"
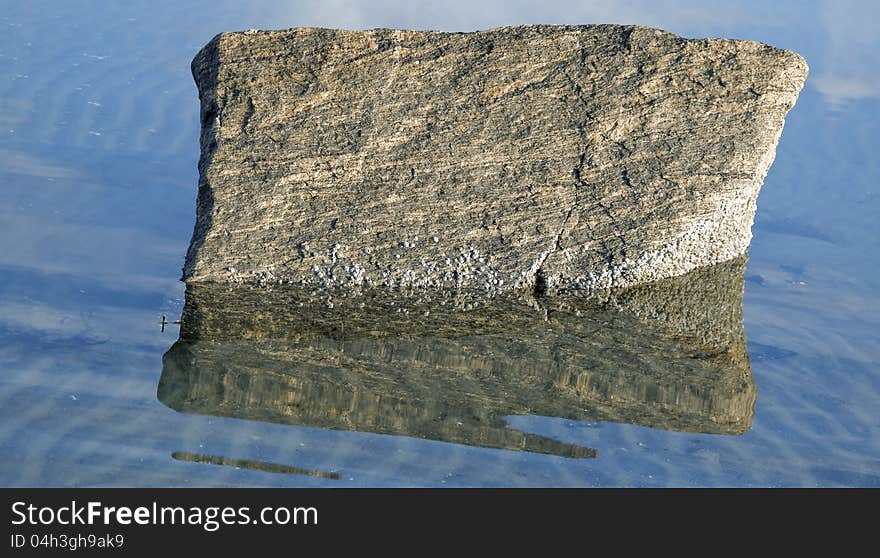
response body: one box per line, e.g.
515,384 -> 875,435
0,0 -> 877,487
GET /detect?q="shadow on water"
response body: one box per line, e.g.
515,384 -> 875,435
158,256 -> 754,460
171,451 -> 341,479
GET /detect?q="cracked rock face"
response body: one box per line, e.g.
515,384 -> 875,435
184,25 -> 807,292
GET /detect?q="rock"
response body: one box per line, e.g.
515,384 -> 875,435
159,257 -> 755,457
184,24 -> 806,292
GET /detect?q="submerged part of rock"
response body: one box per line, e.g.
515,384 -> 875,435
159,257 -> 754,458
184,24 -> 806,292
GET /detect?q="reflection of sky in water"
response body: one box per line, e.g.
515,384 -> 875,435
0,0 -> 877,486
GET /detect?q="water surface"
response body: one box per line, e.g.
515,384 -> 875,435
0,0 -> 877,487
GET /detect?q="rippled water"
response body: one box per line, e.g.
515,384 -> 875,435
1,0 -> 877,487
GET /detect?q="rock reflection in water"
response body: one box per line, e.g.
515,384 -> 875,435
158,257 -> 754,459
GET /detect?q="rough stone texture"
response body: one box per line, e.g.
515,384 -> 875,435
159,257 -> 754,458
184,24 -> 806,292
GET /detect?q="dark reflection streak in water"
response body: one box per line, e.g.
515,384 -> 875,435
158,256 -> 754,459
171,451 -> 340,479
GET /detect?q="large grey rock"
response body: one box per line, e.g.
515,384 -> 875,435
159,257 -> 754,458
184,25 -> 806,292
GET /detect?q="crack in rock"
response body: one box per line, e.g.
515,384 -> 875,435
183,25 -> 808,292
